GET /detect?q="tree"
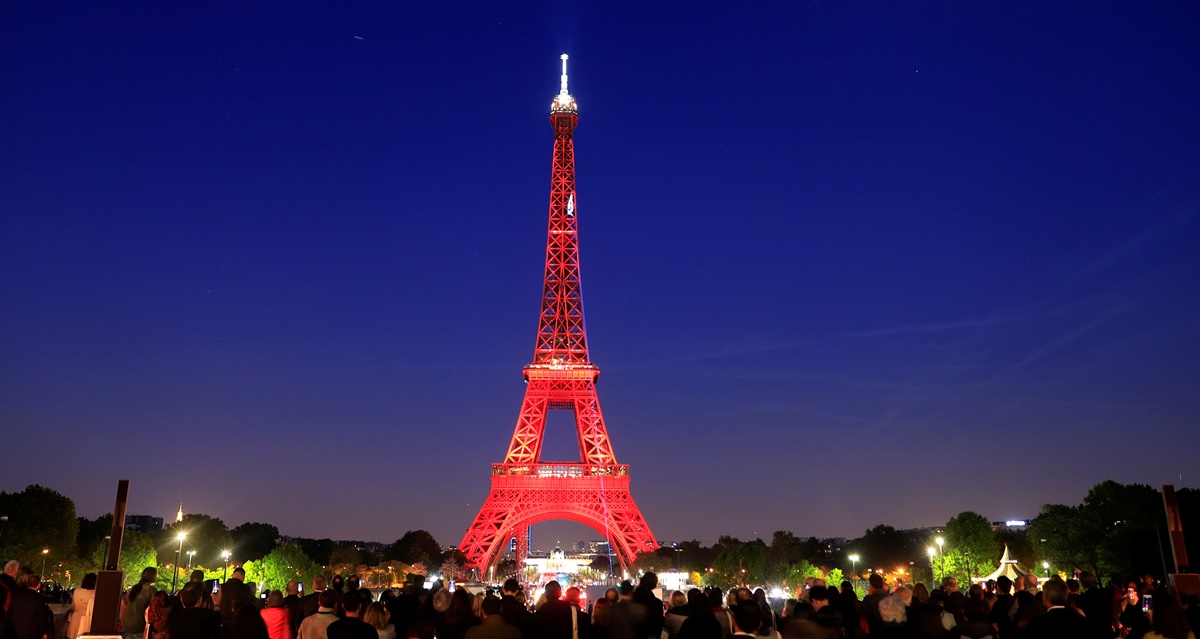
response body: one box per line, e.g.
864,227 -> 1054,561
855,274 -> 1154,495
329,544 -> 362,567
243,544 -> 322,592
90,530 -> 158,588
299,538 -> 335,566
440,557 -> 468,582
941,511 -> 999,584
159,514 -> 232,569
230,522 -> 280,562
76,514 -> 114,567
0,485 -> 79,567
372,560 -> 412,588
783,561 -> 824,590
768,531 -> 808,567
675,539 -> 717,574
388,530 -> 443,566
712,537 -> 767,587
632,551 -> 673,574
1029,504 -> 1098,575
1082,481 -> 1165,577
852,525 -> 914,573
1029,481 -> 1168,578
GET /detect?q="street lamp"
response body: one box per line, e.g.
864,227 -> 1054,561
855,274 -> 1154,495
1039,539 -> 1048,578
173,532 -> 186,594
0,515 -> 8,539
222,551 -> 231,582
849,554 -> 860,587
927,547 -> 936,584
40,549 -> 50,578
935,537 -> 945,584
187,550 -> 196,573
674,546 -> 683,572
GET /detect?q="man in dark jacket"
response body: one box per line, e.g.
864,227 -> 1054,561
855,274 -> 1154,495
1026,578 -> 1087,639
468,597 -> 522,639
169,585 -> 222,639
300,576 -> 328,619
219,568 -> 254,629
8,570 -> 52,639
1075,572 -> 1111,639
327,590 -> 378,639
631,574 -> 663,639
499,579 -> 531,636
532,581 -> 589,639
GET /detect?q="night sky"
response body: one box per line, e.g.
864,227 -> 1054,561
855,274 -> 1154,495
2,2 -> 1198,550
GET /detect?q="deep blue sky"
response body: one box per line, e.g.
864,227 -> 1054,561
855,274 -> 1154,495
2,2 -> 1198,550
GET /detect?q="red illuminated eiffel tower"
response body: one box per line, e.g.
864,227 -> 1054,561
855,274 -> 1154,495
459,55 -> 658,573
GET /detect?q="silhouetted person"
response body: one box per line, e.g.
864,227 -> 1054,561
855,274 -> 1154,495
533,581 -> 589,639
1026,578 -> 1086,639
328,590 -> 378,639
222,568 -> 255,630
170,585 -> 222,639
8,570 -> 52,639
677,589 -> 721,639
499,579 -> 531,636
632,574 -> 664,639
467,597 -> 521,639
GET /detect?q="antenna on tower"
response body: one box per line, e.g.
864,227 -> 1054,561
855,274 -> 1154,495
552,53 -> 576,112
560,53 -> 570,96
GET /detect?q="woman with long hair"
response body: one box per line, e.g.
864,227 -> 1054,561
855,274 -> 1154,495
145,590 -> 169,639
1144,590 -> 1195,639
665,591 -> 690,639
67,573 -> 97,639
122,567 -> 157,639
366,601 -> 398,639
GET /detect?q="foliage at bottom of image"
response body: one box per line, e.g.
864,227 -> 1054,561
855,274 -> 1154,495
1,480 -> 1197,592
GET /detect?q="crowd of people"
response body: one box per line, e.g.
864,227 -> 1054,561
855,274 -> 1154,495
1,558 -> 1198,639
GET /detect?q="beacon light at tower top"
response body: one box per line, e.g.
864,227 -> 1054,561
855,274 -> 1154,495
551,53 -> 577,113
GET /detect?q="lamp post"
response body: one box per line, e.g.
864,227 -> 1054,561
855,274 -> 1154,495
1039,539 -> 1048,578
40,549 -> 49,578
674,546 -> 683,572
187,550 -> 196,574
964,551 -> 971,586
0,515 -> 8,539
222,551 -> 231,582
927,547 -> 936,585
935,537 -> 945,585
849,554 -> 860,589
173,532 -> 186,593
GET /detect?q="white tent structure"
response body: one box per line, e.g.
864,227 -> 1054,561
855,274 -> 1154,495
977,545 -> 1033,583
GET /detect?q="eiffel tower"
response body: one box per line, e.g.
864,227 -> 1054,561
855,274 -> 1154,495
458,55 -> 658,572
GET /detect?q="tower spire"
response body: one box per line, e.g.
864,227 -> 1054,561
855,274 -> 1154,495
560,53 -> 569,96
552,53 -> 577,113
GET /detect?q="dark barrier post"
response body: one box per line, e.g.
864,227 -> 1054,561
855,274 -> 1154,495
90,480 -> 130,635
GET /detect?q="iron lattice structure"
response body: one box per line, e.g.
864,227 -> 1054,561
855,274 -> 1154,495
459,55 -> 658,573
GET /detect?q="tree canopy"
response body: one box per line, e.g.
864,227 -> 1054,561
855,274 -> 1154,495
388,530 -> 443,566
0,485 -> 79,567
230,522 -> 280,562
243,544 -> 323,592
159,514 -> 233,569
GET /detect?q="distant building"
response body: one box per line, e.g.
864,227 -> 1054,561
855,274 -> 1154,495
574,540 -> 610,555
125,514 -> 164,533
991,519 -> 1031,531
